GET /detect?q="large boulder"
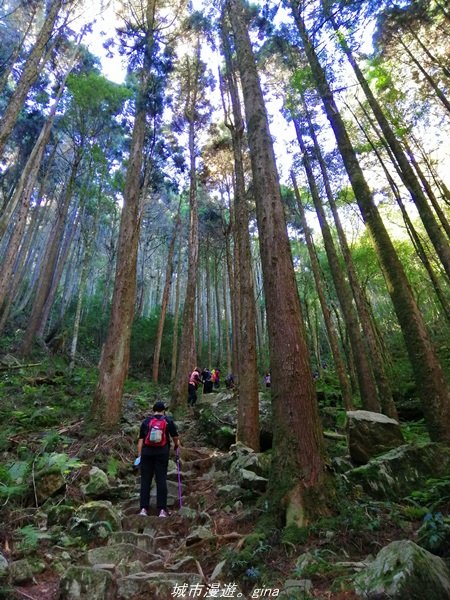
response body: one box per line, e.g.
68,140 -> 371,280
8,559 -> 33,584
346,410 -> 405,465
353,540 -> 450,599
348,442 -> 450,500
196,394 -> 273,450
74,500 -> 121,530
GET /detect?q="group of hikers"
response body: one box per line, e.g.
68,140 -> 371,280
188,366 -> 223,406
136,367 -> 271,517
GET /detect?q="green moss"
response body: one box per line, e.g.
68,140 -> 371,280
282,524 -> 310,545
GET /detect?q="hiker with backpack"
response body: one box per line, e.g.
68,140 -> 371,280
137,401 -> 180,517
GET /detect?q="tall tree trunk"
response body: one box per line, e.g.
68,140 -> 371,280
152,210 -> 180,382
293,118 -> 380,412
332,22 -> 450,280
0,0 -> 65,157
38,207 -> 80,339
172,40 -> 201,409
291,2 -> 450,441
214,257 -> 222,366
227,0 -> 327,524
291,172 -> 353,410
221,24 -> 260,449
90,0 -> 157,427
399,37 -> 450,115
222,272 -> 232,376
206,248 -> 212,367
402,138 -> 450,239
300,104 -> 397,417
69,242 -> 90,371
172,83 -> 201,409
0,68 -> 70,244
170,246 -> 182,385
19,155 -> 80,355
0,5 -> 38,94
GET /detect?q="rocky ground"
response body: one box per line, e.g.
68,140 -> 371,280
1,380 -> 450,599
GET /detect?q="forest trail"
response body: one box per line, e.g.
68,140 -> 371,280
12,416 -> 258,600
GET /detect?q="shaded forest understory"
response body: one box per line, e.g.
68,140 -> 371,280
0,356 -> 450,599
1,0 -> 450,596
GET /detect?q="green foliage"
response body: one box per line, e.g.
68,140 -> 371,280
129,310 -> 176,380
15,524 -> 51,553
224,532 -> 273,580
34,453 -> 84,475
401,420 -> 428,444
106,456 -> 119,479
66,72 -> 131,113
407,476 -> 450,512
290,67 -> 314,95
0,462 -> 28,500
418,512 -> 450,555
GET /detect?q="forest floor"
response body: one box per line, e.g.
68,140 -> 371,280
0,359 -> 445,599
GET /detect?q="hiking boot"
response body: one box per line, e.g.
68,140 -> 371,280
139,508 -> 148,516
158,509 -> 169,518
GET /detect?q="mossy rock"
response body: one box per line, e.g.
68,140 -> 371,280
353,540 -> 450,599
347,443 -> 450,500
74,500 -> 121,531
34,466 -> 66,504
47,504 -> 75,526
80,466 -> 110,498
59,566 -> 116,600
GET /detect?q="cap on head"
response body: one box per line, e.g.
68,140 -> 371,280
153,401 -> 166,412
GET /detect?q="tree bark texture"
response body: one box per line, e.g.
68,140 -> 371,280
172,49 -> 201,409
227,0 -> 327,524
221,22 -> 260,450
300,104 -> 397,417
291,172 -> 353,410
152,210 -> 180,382
20,155 -> 80,355
294,118 -> 380,412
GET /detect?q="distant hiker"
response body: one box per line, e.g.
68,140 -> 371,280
263,371 -> 271,388
225,373 -> 235,389
188,367 -> 202,407
137,401 -> 179,518
202,367 -> 213,394
211,367 -> 220,389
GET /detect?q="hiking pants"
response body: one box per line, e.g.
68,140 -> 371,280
188,383 -> 197,406
140,452 -> 169,512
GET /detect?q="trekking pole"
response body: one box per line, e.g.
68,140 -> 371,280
176,446 -> 183,509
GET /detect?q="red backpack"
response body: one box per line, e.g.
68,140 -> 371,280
144,416 -> 168,447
